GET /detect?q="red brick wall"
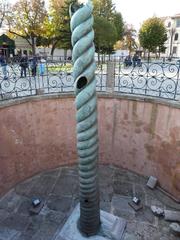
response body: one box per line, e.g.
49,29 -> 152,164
0,96 -> 179,200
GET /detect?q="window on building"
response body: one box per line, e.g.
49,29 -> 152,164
174,33 -> 179,41
176,19 -> 180,27
168,22 -> 171,27
173,46 -> 177,54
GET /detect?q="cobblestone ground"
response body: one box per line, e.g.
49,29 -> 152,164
0,165 -> 179,240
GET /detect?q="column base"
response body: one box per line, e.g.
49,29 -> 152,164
55,203 -> 126,240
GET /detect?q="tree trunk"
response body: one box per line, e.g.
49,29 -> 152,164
51,40 -> 58,56
148,51 -> 150,62
98,45 -> 100,65
32,44 -> 36,55
98,52 -> 100,65
51,44 -> 56,56
31,37 -> 36,55
64,49 -> 67,59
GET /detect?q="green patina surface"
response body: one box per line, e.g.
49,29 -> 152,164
70,0 -> 100,236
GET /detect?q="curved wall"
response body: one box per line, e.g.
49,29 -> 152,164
0,94 -> 180,200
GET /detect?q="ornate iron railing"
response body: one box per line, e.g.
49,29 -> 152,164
0,57 -> 106,101
1,56 -> 180,101
114,58 -> 180,101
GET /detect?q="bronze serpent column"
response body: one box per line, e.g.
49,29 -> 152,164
70,0 -> 100,236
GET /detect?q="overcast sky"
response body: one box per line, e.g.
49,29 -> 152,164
10,0 -> 180,30
113,0 -> 180,30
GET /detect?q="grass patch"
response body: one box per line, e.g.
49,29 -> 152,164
47,63 -> 73,72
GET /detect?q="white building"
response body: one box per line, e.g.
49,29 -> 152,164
164,14 -> 180,58
14,36 -> 32,55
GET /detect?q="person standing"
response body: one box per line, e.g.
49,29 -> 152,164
132,53 -> 138,67
20,54 -> 28,78
0,54 -> 8,80
39,57 -> 46,76
29,56 -> 38,77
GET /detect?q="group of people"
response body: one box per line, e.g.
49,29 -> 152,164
0,53 -> 46,80
19,54 -> 46,78
124,53 -> 142,67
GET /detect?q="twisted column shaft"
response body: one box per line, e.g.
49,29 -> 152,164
70,0 -> 100,236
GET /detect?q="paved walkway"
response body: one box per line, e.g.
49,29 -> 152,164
0,165 -> 179,240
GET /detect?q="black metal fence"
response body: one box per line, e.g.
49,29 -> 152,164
0,56 -> 180,101
114,57 -> 180,101
0,57 -> 106,101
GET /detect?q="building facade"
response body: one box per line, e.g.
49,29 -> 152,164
164,14 -> 180,58
14,36 -> 32,56
0,34 -> 15,57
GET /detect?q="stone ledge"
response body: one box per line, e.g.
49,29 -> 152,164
0,92 -> 75,109
0,91 -> 180,110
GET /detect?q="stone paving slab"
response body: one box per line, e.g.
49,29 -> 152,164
23,215 -> 44,237
0,213 -> 30,232
0,190 -> 22,212
40,168 -> 62,178
52,174 -> 78,197
0,226 -> 20,240
113,181 -> 133,196
0,165 -> 179,240
134,206 -> 155,224
126,221 -> 161,240
99,166 -> 115,187
60,166 -> 78,177
28,175 -> 57,198
111,195 -> 135,221
100,185 -> 114,203
15,176 -> 40,198
47,195 -> 72,212
16,197 -> 32,216
114,169 -> 148,185
30,221 -> 59,240
0,209 -> 10,223
45,210 -> 66,225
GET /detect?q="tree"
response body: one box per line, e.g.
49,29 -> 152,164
139,17 -> 167,58
0,0 -> 9,28
93,0 -> 115,21
43,0 -> 74,56
122,24 -> 137,53
112,12 -> 124,41
40,0 -> 123,57
94,16 -> 117,60
45,0 -> 65,54
93,0 -> 124,55
57,0 -> 74,55
93,0 -> 124,40
7,0 -> 47,55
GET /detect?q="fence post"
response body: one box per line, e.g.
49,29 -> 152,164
36,89 -> 44,95
106,60 -> 115,93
